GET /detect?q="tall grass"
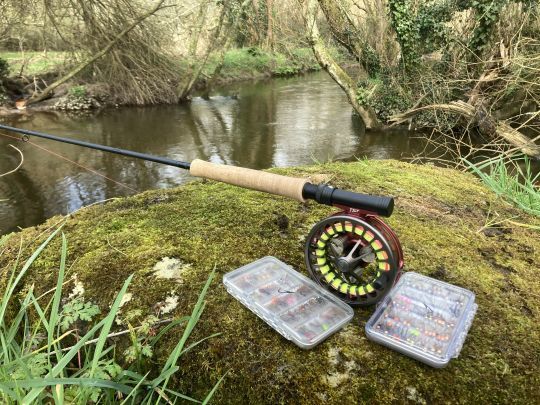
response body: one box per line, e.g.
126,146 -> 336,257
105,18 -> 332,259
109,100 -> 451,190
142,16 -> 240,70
0,227 -> 224,403
465,155 -> 540,217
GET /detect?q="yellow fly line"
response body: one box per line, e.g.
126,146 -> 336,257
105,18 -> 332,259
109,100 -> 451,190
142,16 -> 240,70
313,220 -> 391,297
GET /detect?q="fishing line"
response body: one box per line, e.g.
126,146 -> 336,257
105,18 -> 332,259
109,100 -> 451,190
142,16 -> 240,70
0,144 -> 24,177
0,131 -> 139,193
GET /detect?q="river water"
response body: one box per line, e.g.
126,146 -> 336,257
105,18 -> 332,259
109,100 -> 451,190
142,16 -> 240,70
0,72 -> 426,235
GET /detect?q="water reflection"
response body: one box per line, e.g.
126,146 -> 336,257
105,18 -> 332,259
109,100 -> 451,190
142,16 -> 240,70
1,72 -> 422,234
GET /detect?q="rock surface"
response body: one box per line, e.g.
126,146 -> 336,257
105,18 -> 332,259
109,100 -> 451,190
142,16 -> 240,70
1,160 -> 539,403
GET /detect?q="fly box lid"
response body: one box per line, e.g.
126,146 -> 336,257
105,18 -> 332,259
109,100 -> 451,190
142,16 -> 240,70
223,256 -> 354,349
365,272 -> 477,367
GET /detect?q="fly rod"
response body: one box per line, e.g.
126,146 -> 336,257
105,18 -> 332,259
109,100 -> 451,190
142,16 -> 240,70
0,123 -> 393,216
0,122 -> 403,305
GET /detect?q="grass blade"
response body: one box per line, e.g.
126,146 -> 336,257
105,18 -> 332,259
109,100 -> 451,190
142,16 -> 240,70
119,371 -> 150,405
23,275 -> 134,403
161,268 -> 215,373
3,377 -> 133,393
201,371 -> 229,405
49,233 -> 67,348
149,316 -> 190,346
0,225 -> 63,324
90,274 -> 134,377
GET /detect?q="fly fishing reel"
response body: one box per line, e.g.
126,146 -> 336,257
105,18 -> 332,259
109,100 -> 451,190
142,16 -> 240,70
0,124 -> 404,308
305,208 -> 403,306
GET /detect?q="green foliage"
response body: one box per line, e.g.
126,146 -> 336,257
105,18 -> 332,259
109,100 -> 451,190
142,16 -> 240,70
210,47 -> 321,79
0,57 -> 9,78
388,0 -> 421,68
59,297 -> 100,331
416,0 -> 454,51
465,155 -> 540,217
246,46 -> 264,57
0,229 -> 225,403
388,0 -> 461,68
0,51 -> 66,76
291,47 -> 324,70
356,76 -> 412,121
68,85 -> 87,99
469,0 -> 506,57
362,45 -> 382,77
120,311 -> 160,364
355,86 -> 371,107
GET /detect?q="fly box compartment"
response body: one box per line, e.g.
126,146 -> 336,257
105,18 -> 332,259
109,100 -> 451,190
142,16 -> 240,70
223,256 -> 354,349
365,272 -> 477,368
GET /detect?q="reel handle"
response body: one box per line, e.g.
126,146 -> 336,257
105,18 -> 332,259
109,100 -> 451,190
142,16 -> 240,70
190,159 -> 394,217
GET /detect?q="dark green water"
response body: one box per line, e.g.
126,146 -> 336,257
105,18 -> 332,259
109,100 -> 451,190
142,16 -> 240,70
0,72 -> 424,235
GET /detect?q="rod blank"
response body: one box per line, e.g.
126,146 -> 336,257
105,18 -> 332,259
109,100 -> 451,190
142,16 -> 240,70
0,123 -> 191,170
0,123 -> 394,216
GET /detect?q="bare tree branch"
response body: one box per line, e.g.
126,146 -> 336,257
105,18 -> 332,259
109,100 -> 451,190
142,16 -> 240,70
25,0 -> 167,106
390,101 -> 540,158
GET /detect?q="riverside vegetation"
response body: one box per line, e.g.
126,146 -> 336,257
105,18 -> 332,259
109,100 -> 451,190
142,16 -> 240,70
1,0 -> 539,170
1,1 -> 539,156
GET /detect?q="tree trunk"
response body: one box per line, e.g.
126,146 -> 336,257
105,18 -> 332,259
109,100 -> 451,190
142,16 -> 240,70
177,0 -> 254,101
177,3 -> 229,101
266,0 -> 274,50
304,0 -> 381,129
188,3 -> 208,58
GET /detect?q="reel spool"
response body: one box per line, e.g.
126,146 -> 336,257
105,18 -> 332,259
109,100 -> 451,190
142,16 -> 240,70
305,210 -> 403,306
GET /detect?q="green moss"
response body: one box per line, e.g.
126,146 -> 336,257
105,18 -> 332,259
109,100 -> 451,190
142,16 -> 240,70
1,160 -> 540,403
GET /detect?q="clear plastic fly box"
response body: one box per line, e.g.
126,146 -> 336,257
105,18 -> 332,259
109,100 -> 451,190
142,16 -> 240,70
365,272 -> 477,368
223,256 -> 354,349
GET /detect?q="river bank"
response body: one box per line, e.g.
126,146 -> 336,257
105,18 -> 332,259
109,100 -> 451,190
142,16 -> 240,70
0,47 -> 328,116
1,160 -> 539,402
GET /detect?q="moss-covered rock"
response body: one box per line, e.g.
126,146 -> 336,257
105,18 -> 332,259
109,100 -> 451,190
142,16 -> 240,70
1,160 -> 540,403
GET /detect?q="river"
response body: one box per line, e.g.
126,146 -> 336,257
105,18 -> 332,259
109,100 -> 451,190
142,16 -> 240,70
0,72 -> 426,235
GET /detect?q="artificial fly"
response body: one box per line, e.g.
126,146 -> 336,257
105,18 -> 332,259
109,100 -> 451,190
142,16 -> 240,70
0,123 -> 403,305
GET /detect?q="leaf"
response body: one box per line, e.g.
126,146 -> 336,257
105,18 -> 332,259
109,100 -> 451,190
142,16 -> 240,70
59,298 -> 100,332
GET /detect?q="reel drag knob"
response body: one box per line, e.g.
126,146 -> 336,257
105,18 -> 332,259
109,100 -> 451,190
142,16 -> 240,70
305,215 -> 401,306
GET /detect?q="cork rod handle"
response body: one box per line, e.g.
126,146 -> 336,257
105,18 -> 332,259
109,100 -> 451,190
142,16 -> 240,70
189,159 -> 308,202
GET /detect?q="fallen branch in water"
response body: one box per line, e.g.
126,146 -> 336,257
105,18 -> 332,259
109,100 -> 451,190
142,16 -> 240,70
389,100 -> 540,158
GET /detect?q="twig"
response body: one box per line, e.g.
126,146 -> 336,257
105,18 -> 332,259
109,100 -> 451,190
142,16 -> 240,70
107,236 -> 128,257
60,318 -> 173,352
